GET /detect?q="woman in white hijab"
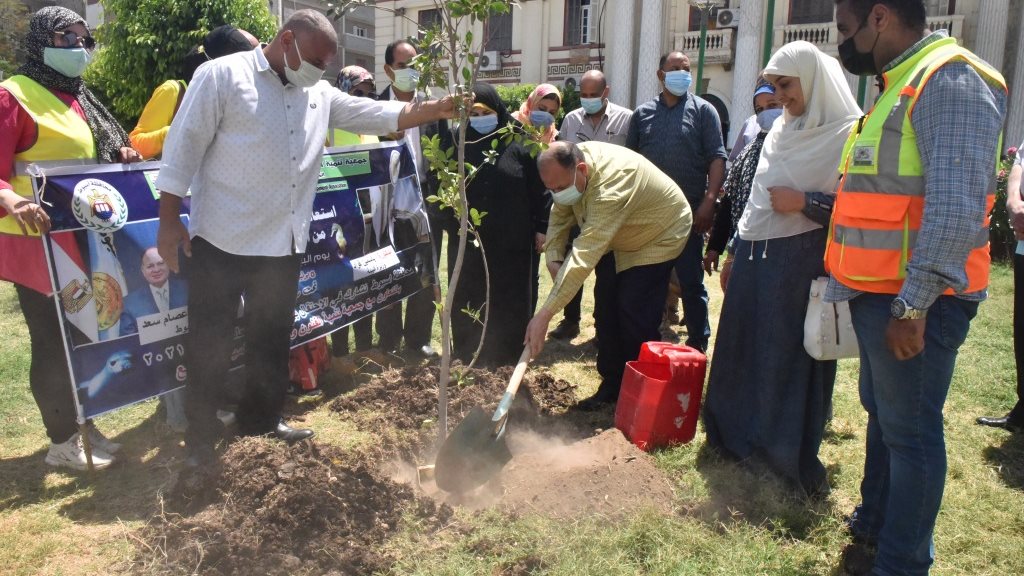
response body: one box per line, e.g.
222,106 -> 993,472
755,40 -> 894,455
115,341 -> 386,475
703,41 -> 862,497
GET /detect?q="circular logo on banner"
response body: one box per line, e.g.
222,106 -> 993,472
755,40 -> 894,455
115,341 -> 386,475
91,273 -> 124,331
72,178 -> 128,232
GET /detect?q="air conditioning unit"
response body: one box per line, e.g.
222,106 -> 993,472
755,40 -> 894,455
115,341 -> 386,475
479,51 -> 501,72
717,8 -> 740,28
564,77 -> 577,92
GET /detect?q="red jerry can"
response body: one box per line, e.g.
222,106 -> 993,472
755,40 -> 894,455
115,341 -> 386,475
614,342 -> 707,451
288,337 -> 331,392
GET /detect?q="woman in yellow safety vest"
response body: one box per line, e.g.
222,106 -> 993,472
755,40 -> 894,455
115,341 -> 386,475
0,7 -> 142,471
129,25 -> 258,160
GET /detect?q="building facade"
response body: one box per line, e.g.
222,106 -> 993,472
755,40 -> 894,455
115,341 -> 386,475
373,0 -> 1024,148
268,0 -> 376,80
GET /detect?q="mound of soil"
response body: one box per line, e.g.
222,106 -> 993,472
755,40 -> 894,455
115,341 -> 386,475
438,428 -> 676,520
144,438 -> 451,576
330,363 -> 582,459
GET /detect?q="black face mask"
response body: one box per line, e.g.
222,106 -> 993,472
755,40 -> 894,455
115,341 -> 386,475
838,20 -> 881,76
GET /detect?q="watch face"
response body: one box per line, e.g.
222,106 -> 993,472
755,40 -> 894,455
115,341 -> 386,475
890,298 -> 907,319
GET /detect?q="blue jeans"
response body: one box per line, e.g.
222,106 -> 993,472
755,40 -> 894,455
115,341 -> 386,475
674,231 -> 710,351
848,293 -> 977,576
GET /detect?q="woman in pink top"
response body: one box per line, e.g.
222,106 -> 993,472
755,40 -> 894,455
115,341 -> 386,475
511,83 -> 562,144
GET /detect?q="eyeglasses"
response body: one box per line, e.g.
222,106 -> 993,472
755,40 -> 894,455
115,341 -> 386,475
350,89 -> 377,100
57,30 -> 96,50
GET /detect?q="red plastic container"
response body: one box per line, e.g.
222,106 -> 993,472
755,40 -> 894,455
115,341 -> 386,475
288,337 -> 331,391
614,342 -> 707,451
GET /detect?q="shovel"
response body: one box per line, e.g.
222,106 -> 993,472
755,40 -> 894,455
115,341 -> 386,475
434,346 -> 532,493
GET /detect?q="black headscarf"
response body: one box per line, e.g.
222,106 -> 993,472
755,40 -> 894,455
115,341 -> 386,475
16,7 -> 130,163
183,25 -> 255,83
462,82 -> 517,166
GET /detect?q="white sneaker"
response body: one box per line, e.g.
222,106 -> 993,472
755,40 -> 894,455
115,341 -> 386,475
216,409 -> 237,427
44,433 -> 114,471
88,425 -> 122,454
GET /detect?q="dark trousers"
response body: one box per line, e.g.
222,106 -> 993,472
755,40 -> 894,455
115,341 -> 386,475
16,285 -> 79,444
675,230 -> 711,351
593,254 -> 676,396
375,217 -> 438,350
184,237 -> 301,449
559,226 -> 582,323
562,286 -> 583,324
1012,253 -> 1024,424
330,316 -> 373,356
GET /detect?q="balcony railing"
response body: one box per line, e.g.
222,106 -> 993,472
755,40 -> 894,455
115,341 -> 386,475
342,33 -> 375,56
673,28 -> 734,65
772,15 -> 965,55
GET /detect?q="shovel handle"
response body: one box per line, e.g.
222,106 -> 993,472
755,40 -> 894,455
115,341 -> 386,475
491,345 -> 532,427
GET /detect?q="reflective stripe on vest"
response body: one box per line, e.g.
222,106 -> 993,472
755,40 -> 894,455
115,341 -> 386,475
1,75 -> 96,237
826,38 -> 1006,295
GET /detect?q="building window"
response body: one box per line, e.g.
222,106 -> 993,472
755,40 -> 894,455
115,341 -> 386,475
565,0 -> 596,46
788,0 -> 833,24
352,25 -> 367,38
924,0 -> 955,15
418,8 -> 442,40
485,11 -> 512,52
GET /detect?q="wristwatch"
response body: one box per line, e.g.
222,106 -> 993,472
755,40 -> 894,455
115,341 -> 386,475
890,297 -> 927,320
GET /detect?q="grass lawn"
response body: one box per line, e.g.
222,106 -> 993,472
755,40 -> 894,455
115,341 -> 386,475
0,262 -> 1022,575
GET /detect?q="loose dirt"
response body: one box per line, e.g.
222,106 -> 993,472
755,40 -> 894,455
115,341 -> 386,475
143,438 -> 451,576
420,428 -> 676,519
335,364 -> 676,520
140,364 -> 676,574
329,363 -> 585,461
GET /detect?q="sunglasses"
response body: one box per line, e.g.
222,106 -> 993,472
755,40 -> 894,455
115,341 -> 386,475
350,88 -> 377,100
57,30 -> 96,50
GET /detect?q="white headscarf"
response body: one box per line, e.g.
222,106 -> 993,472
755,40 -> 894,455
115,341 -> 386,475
738,41 -> 862,242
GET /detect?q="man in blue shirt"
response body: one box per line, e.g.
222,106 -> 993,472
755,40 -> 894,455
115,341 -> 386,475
626,51 -> 726,352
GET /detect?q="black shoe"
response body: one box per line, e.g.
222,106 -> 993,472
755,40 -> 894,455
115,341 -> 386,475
840,541 -> 876,576
549,319 -> 580,340
184,444 -> 216,469
410,344 -> 438,358
576,387 -> 618,411
976,415 -> 1023,432
274,419 -> 314,443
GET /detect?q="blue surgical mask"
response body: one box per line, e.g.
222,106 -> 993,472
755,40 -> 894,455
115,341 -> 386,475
43,47 -> 91,78
580,97 -> 604,115
530,110 -> 555,128
756,108 -> 783,132
469,114 -> 499,134
663,70 -> 692,96
391,67 -> 420,93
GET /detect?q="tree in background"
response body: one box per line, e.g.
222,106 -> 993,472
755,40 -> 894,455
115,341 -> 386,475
86,0 -> 277,125
0,0 -> 29,79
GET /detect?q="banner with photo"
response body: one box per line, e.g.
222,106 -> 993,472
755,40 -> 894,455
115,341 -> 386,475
34,140 -> 431,419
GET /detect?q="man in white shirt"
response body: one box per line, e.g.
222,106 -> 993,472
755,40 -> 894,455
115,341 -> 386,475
375,39 -> 450,358
155,10 -> 456,465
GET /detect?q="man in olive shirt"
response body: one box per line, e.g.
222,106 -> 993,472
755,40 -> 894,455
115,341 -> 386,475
525,141 -> 692,408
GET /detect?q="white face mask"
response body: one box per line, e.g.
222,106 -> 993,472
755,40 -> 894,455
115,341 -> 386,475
550,167 -> 585,205
284,37 -> 324,88
391,67 -> 420,93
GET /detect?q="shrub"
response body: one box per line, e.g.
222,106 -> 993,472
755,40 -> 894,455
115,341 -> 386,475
86,0 -> 277,126
496,81 -> 580,128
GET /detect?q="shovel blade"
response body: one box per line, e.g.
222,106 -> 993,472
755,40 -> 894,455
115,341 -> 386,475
434,406 -> 513,493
